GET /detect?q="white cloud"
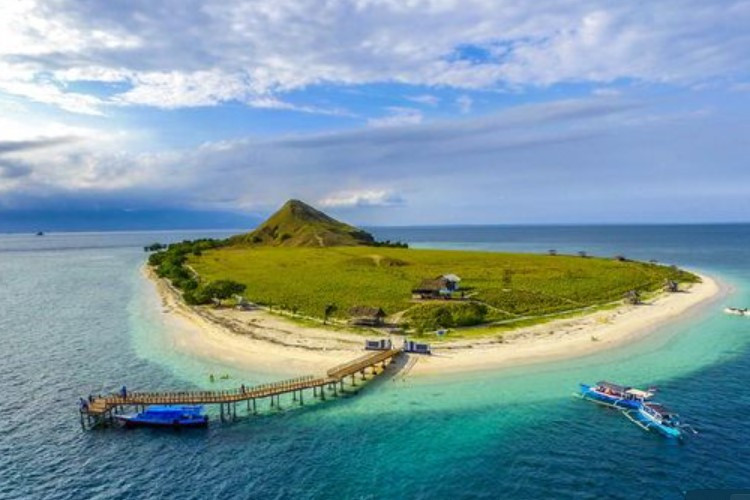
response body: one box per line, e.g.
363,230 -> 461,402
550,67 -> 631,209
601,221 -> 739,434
2,94 -> 749,223
0,0 -> 749,115
456,95 -> 473,114
368,107 -> 423,127
319,189 -> 404,208
407,94 -> 440,106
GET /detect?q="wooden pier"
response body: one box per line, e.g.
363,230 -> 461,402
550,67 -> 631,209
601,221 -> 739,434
80,348 -> 401,428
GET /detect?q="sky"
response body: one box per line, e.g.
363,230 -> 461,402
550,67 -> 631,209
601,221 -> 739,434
1,0 -> 750,230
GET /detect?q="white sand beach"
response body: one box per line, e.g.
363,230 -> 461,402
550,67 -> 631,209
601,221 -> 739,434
145,266 -> 723,378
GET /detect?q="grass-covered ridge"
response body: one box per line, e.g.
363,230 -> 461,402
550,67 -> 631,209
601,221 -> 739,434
188,245 -> 697,331
230,199 -> 389,247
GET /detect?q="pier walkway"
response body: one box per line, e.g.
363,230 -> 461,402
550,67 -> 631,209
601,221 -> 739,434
80,348 -> 401,426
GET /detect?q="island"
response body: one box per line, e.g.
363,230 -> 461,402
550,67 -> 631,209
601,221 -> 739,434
146,199 -> 720,376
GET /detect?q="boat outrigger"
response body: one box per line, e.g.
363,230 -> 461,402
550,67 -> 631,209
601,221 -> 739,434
724,307 -> 749,316
578,381 -> 655,409
116,405 -> 209,428
624,402 -> 689,439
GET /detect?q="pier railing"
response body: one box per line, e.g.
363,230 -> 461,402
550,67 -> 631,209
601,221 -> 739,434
82,349 -> 401,418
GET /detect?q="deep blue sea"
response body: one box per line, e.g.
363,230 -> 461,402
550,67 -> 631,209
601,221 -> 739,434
1,225 -> 749,499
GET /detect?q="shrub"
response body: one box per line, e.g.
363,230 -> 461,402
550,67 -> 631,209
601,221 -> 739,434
403,302 -> 488,331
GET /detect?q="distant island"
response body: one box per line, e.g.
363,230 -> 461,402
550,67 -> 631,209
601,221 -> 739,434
147,199 -> 699,336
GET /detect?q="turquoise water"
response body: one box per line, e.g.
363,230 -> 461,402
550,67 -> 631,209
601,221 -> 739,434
1,226 -> 749,499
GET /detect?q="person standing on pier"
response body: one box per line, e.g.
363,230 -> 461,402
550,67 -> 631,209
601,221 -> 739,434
120,386 -> 127,400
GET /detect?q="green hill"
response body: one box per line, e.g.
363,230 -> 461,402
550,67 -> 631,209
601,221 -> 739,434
230,199 -> 375,247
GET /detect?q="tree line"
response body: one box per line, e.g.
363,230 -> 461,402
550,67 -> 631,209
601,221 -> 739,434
147,238 -> 246,305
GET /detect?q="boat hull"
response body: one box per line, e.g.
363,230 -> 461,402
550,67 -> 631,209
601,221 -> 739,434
117,415 -> 209,429
631,409 -> 681,438
579,384 -> 642,409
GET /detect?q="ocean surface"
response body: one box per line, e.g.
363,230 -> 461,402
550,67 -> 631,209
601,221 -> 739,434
1,225 -> 749,499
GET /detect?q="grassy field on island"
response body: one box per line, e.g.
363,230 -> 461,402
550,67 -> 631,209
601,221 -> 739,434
188,246 -> 697,331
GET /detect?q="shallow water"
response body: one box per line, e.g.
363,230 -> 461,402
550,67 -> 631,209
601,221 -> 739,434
1,225 -> 749,499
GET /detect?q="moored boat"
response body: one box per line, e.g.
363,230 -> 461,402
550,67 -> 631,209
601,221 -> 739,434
578,381 -> 655,409
116,405 -> 208,428
625,402 -> 683,439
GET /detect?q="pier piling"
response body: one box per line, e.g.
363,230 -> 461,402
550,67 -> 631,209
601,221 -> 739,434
78,349 -> 401,428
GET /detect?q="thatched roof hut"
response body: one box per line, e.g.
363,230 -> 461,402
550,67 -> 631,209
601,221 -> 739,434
348,306 -> 386,326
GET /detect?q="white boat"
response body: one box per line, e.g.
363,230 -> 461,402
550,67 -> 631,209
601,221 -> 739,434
724,307 -> 749,316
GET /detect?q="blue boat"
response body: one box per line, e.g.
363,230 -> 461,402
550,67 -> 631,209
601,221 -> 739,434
578,381 -> 655,409
624,402 -> 683,439
116,405 -> 208,428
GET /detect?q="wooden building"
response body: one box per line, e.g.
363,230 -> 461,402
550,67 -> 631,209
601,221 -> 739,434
348,306 -> 387,326
412,278 -> 451,300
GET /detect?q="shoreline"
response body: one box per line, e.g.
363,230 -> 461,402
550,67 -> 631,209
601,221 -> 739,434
144,265 -> 724,378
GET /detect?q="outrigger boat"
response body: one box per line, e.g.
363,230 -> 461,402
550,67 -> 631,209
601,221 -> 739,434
724,307 -> 749,316
578,381 -> 655,409
116,405 -> 208,428
624,402 -> 688,439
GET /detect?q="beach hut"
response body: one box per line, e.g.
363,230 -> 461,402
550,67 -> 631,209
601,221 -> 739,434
404,339 -> 432,355
365,339 -> 392,351
348,306 -> 387,326
412,278 -> 451,300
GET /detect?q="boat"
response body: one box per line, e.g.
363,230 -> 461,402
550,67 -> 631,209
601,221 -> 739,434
724,307 -> 749,316
116,405 -> 208,428
578,381 -> 655,409
35,231 -> 44,236
624,402 -> 684,438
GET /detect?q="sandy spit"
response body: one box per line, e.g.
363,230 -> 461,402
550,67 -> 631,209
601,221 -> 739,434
144,266 -> 723,378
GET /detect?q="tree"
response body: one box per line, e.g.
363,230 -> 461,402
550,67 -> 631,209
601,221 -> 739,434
203,280 -> 246,306
624,289 -> 642,305
578,250 -> 588,258
548,249 -> 557,256
323,303 -> 338,325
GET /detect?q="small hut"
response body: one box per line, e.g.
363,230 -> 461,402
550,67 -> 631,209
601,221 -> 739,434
404,339 -> 431,355
412,278 -> 451,300
365,338 -> 392,350
348,306 -> 386,326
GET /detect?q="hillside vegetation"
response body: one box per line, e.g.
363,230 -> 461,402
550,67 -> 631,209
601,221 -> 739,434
188,246 -> 697,331
229,199 -> 378,247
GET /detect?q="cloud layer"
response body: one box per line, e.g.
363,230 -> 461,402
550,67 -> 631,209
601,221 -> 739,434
3,95 -> 749,223
1,0 -> 749,114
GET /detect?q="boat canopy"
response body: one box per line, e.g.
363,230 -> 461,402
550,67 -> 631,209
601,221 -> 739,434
625,388 -> 654,399
596,381 -> 630,393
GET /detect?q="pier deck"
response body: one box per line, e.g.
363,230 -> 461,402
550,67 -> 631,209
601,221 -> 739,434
81,348 -> 400,423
